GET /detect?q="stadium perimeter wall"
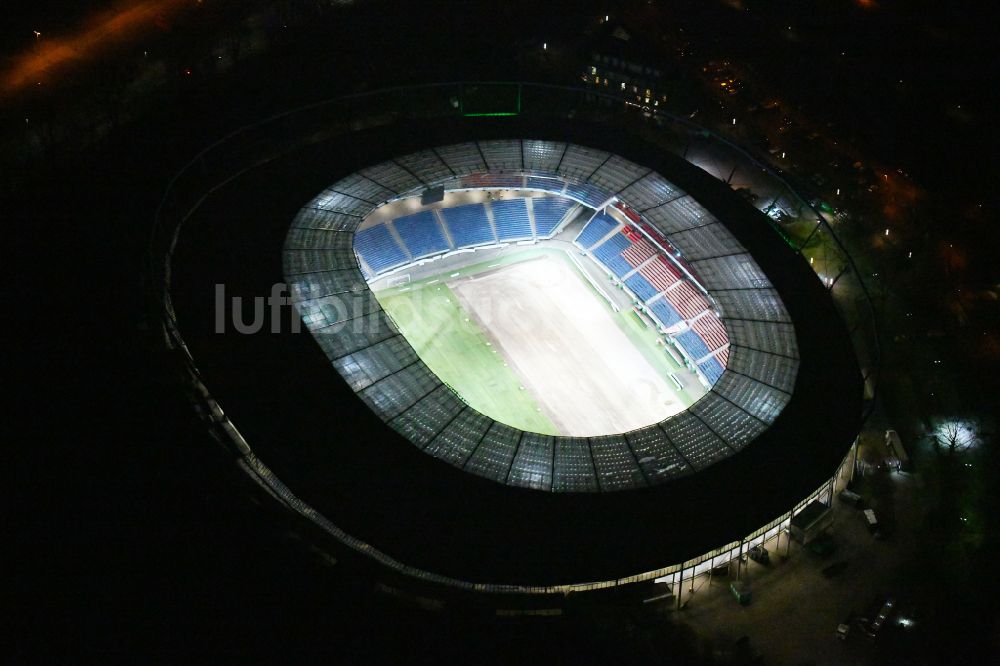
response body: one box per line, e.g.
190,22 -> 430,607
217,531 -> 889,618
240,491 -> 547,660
153,89 -> 868,592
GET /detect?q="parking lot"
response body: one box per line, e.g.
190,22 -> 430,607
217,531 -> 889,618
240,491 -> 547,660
675,470 -> 925,663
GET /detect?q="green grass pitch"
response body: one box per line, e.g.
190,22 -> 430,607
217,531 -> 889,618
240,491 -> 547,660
377,280 -> 559,434
374,248 -> 700,435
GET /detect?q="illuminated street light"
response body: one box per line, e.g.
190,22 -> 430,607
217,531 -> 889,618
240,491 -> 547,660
732,117 -> 736,125
543,42 -> 547,50
885,228 -> 889,236
33,30 -> 41,39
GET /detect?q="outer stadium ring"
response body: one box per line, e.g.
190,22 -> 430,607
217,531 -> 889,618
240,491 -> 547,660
155,84 -> 871,595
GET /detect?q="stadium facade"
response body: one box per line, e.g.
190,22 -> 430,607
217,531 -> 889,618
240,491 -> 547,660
287,141 -> 797,492
152,84 -> 876,596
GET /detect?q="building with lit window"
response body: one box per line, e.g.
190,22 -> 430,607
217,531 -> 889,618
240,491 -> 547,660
582,21 -> 668,110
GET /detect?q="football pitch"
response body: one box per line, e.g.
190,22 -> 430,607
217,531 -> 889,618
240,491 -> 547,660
374,248 -> 701,436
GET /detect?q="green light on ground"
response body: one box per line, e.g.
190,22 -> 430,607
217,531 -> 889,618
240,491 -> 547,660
460,84 -> 521,117
765,217 -> 797,249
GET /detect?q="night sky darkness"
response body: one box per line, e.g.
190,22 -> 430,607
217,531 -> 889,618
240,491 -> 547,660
6,0 -> 998,661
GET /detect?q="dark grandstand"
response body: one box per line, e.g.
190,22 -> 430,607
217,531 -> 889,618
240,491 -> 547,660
159,86 -> 865,592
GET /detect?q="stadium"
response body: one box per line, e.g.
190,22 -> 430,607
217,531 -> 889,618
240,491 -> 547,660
155,84 -> 875,597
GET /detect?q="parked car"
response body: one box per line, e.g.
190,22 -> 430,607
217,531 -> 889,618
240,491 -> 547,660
748,545 -> 770,565
863,509 -> 883,538
837,612 -> 855,640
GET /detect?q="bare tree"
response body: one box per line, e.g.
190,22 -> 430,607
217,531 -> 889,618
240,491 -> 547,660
935,420 -> 979,455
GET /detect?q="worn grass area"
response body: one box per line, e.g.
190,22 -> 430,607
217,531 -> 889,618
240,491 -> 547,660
376,281 -> 557,434
374,246 -> 699,434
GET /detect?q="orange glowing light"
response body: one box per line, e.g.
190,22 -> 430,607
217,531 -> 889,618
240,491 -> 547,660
1,0 -> 190,96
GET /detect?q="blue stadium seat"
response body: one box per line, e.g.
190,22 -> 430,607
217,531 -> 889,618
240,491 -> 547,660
624,273 -> 659,302
353,223 -> 408,274
440,203 -> 496,248
392,210 -> 449,259
650,299 -> 683,328
591,232 -> 634,278
676,329 -> 712,362
490,199 -> 532,241
532,197 -> 575,237
575,212 -> 618,249
698,358 -> 725,384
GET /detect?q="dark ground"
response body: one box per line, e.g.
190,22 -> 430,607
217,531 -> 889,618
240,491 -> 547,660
6,0 -> 999,661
